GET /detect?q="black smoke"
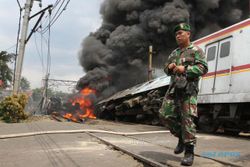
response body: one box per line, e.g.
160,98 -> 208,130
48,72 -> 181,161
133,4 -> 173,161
77,0 -> 248,99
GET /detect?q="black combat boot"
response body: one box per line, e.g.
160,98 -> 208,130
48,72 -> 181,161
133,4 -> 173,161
174,138 -> 184,154
181,144 -> 194,166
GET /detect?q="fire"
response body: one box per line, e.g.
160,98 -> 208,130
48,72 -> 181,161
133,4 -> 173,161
79,109 -> 96,119
80,87 -> 96,95
63,113 -> 78,122
62,87 -> 96,122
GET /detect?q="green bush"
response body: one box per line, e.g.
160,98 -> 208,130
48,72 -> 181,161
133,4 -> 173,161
0,93 -> 28,123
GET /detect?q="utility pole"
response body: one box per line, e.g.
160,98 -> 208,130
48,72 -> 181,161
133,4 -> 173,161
40,8 -> 52,114
148,45 -> 153,81
13,0 -> 34,94
40,73 -> 49,114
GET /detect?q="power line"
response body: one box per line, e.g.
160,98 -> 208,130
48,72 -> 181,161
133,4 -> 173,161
38,0 -> 62,30
47,11 -> 51,76
40,0 -> 66,33
52,0 -> 62,10
34,33 -> 45,74
3,44 -> 17,51
39,2 -> 45,75
16,0 -> 22,9
49,0 -> 70,28
41,0 -> 71,34
50,0 -> 66,23
40,10 -> 52,114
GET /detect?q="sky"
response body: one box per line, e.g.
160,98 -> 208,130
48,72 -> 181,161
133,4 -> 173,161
0,0 -> 103,92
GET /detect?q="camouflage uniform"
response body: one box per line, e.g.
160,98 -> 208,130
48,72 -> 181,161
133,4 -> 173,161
159,43 -> 208,145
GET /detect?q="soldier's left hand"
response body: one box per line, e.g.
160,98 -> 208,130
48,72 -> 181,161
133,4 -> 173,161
173,65 -> 185,74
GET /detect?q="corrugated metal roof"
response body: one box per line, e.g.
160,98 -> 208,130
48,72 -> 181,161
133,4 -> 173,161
133,75 -> 170,94
98,75 -> 170,104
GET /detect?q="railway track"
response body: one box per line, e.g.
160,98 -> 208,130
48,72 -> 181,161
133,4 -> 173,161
25,122 -> 169,167
67,123 -> 243,167
1,120 -> 248,167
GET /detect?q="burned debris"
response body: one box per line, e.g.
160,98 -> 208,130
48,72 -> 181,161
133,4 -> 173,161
48,87 -> 97,123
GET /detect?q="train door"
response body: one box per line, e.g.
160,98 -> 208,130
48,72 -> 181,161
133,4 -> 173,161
213,37 -> 232,94
200,43 -> 218,94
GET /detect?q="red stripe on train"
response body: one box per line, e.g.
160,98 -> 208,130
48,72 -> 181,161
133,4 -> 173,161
203,69 -> 230,77
202,64 -> 250,77
231,64 -> 250,71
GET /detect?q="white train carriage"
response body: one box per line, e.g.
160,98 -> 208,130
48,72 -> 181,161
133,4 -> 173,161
195,18 -> 250,133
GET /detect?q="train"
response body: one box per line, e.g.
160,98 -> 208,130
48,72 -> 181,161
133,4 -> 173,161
95,18 -> 250,135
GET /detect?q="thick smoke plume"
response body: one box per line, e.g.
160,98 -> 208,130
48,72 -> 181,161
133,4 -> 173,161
77,0 -> 248,99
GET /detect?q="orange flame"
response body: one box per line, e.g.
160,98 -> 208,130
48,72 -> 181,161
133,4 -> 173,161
62,87 -> 96,122
63,113 -> 77,122
80,87 -> 96,95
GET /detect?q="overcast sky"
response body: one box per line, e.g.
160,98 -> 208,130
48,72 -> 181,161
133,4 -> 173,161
0,0 -> 103,91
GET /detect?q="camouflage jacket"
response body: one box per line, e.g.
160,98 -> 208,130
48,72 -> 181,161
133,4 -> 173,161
164,43 -> 208,95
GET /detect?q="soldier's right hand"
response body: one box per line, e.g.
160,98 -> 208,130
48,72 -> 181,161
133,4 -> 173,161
168,63 -> 176,70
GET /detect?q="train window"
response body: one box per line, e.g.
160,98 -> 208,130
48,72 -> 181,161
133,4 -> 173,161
207,46 -> 216,61
220,41 -> 230,58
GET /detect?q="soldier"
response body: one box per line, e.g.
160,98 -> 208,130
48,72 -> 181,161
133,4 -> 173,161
159,23 -> 208,166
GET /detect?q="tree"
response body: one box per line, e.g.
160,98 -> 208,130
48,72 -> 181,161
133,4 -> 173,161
32,87 -> 53,102
0,51 -> 14,88
20,77 -> 30,91
32,87 -> 70,103
32,88 -> 43,102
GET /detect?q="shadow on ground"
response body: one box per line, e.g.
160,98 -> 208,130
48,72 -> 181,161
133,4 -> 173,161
140,151 -> 181,165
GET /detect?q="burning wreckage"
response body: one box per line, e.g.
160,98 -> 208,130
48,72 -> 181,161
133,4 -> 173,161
47,76 -> 170,125
48,87 -> 97,123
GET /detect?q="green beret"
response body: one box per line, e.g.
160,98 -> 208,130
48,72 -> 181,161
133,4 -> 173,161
174,23 -> 191,33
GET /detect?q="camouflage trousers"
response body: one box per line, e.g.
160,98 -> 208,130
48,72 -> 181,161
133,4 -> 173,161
159,93 -> 198,145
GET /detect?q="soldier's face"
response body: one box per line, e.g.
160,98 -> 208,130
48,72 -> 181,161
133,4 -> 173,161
175,30 -> 190,45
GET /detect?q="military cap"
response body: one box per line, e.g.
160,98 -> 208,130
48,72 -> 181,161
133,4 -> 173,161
174,23 -> 191,33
